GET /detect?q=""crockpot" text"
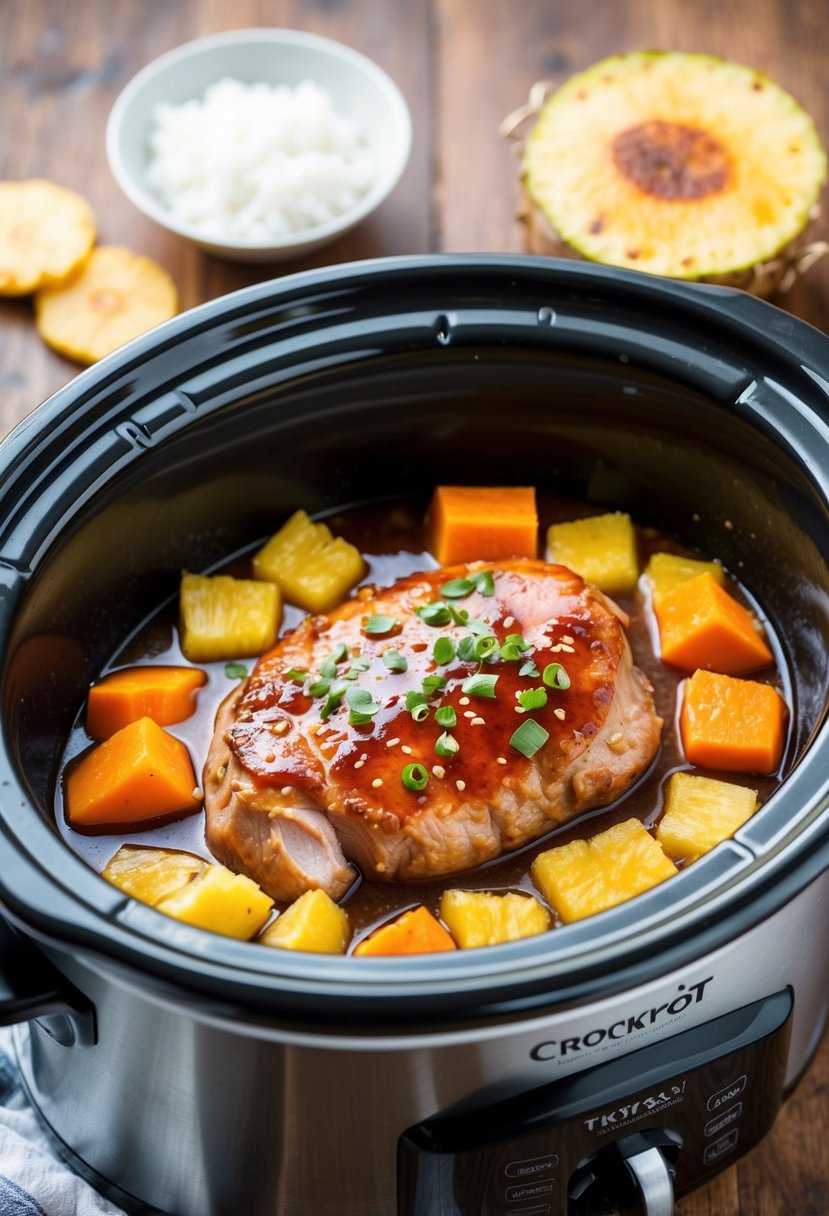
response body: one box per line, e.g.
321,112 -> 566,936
529,977 -> 713,1061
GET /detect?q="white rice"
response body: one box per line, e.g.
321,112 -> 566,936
145,77 -> 377,241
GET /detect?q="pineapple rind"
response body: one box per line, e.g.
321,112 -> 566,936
253,509 -> 366,613
532,818 -> 677,922
522,51 -> 827,281
657,771 -> 757,860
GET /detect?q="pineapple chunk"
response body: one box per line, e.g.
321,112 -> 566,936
531,818 -> 677,923
644,552 -> 725,606
253,510 -> 366,613
179,572 -> 281,662
102,844 -> 206,907
258,888 -> 350,954
657,772 -> 758,861
546,512 -> 638,595
439,889 -> 549,949
156,864 -> 273,939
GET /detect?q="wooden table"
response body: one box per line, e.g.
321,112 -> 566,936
1,2 -> 827,1213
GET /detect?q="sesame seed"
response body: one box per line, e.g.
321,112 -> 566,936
432,765 -> 446,778
281,785 -> 292,796
455,779 -> 466,792
560,644 -> 576,653
216,765 -> 226,781
354,760 -> 365,769
503,615 -> 515,628
372,778 -> 383,788
607,731 -> 626,754
464,710 -> 477,719
471,716 -> 485,726
553,708 -> 566,720
515,706 -> 526,714
271,720 -> 289,734
385,737 -> 401,748
400,744 -> 413,755
561,635 -> 574,645
192,787 -> 203,800
496,757 -> 508,765
459,696 -> 470,705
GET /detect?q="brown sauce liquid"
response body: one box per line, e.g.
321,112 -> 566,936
56,495 -> 790,946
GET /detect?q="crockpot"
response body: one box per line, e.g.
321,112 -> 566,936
1,255 -> 829,1216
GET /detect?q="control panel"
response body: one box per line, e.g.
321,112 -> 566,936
398,989 -> 792,1215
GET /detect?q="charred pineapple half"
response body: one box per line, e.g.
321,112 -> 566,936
518,52 -> 826,294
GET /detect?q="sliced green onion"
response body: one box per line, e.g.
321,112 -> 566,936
474,635 -> 500,662
470,570 -> 495,596
318,657 -> 338,679
505,632 -> 532,651
433,636 -> 457,665
348,657 -> 371,674
346,686 -> 381,725
327,642 -> 349,665
457,635 -> 477,662
406,690 -> 427,711
464,616 -> 491,636
411,703 -> 430,722
449,606 -> 470,626
402,762 -> 429,791
422,674 -> 448,697
543,662 -> 571,690
284,667 -> 307,682
440,577 -> 475,599
383,649 -> 408,672
308,679 -> 331,698
416,602 -> 452,627
510,718 -> 550,757
224,661 -> 248,680
320,678 -> 350,720
519,658 -> 539,678
518,687 -> 548,711
461,672 -> 499,698
435,731 -> 459,757
435,705 -> 457,729
363,614 -> 398,636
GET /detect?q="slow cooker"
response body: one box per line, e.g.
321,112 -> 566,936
1,255 -> 828,1216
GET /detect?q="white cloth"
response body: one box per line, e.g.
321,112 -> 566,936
0,1026 -> 126,1216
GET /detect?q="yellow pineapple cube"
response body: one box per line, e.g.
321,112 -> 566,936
102,844 -> 206,906
439,889 -> 549,948
258,888 -> 350,954
179,572 -> 281,662
253,510 -> 366,613
644,551 -> 725,606
532,818 -> 677,922
156,864 -> 273,939
656,771 -> 757,861
546,512 -> 638,594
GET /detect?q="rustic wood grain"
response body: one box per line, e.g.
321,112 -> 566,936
0,1 -> 827,1212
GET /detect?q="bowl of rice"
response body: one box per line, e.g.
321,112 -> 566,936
105,28 -> 412,262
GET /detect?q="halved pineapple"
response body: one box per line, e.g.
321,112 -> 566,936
35,245 -> 178,363
253,509 -> 366,613
0,179 -> 96,296
439,889 -> 549,948
657,771 -> 758,861
520,52 -> 827,293
179,572 -> 281,662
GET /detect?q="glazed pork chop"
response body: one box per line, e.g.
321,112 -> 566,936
203,559 -> 662,902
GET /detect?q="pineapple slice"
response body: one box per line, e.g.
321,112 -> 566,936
531,818 -> 677,923
644,552 -> 725,607
657,772 -> 758,861
521,52 -> 827,292
546,512 -> 638,595
439,889 -> 549,949
0,179 -> 96,296
156,864 -> 273,939
253,510 -> 366,613
35,246 -> 178,364
179,572 -> 281,662
102,844 -> 206,906
258,888 -> 350,954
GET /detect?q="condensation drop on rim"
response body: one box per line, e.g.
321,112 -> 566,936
537,305 -> 556,325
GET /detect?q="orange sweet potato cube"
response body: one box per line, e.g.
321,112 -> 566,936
655,572 -> 773,674
680,669 -> 788,774
427,485 -> 538,564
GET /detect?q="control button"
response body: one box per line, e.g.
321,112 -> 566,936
626,1146 -> 675,1216
704,1102 -> 743,1139
504,1154 -> 558,1179
703,1129 -> 740,1166
706,1075 -> 747,1112
505,1181 -> 554,1203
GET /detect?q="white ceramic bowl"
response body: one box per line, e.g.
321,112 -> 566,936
105,28 -> 412,262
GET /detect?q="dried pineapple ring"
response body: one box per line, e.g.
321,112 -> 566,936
520,52 -> 827,290
34,245 -> 178,364
0,179 -> 96,296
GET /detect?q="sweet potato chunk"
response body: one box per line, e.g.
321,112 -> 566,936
655,572 -> 773,673
86,665 -> 206,740
680,669 -> 787,773
427,486 -> 538,564
353,905 -> 456,956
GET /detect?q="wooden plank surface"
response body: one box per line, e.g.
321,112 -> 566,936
1,2 -> 827,1213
